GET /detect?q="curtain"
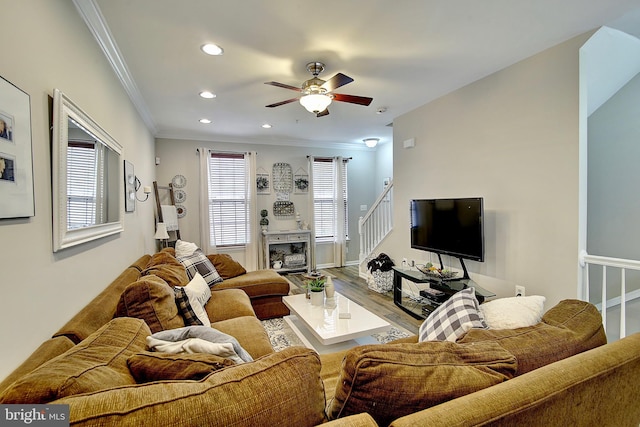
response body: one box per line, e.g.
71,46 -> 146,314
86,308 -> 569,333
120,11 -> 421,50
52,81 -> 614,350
334,156 -> 347,267
307,156 -> 317,271
244,151 -> 259,271
197,147 -> 216,254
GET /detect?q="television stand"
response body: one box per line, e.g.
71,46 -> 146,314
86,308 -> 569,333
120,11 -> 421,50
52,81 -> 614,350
392,267 -> 495,320
435,254 -> 470,281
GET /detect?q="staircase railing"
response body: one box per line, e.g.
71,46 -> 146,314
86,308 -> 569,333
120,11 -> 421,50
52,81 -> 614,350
359,181 -> 393,267
579,251 -> 640,340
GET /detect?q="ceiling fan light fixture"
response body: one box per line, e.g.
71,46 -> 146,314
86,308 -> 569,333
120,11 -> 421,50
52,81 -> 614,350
300,94 -> 332,113
363,138 -> 379,148
201,43 -> 224,56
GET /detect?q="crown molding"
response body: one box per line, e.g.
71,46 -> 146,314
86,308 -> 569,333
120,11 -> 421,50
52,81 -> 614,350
72,0 -> 158,135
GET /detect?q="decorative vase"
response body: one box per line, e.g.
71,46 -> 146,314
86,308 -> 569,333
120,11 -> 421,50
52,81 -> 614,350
310,290 -> 324,306
324,277 -> 335,298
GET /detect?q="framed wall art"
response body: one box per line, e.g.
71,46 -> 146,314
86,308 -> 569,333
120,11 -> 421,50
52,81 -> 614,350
256,167 -> 270,194
294,167 -> 309,194
0,76 -> 34,219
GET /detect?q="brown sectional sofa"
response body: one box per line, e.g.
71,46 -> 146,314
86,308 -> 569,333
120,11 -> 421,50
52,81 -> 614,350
1,250 -> 640,426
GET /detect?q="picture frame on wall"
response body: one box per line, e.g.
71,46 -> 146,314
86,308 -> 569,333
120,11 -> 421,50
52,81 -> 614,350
0,76 -> 34,219
256,167 -> 270,194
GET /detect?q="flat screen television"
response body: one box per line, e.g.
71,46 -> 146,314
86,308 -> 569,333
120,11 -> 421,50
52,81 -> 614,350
410,197 -> 484,279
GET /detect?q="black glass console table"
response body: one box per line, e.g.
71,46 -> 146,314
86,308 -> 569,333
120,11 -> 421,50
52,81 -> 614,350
392,267 -> 495,320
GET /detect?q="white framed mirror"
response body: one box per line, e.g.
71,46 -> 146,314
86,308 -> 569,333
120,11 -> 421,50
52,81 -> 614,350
52,89 -> 123,252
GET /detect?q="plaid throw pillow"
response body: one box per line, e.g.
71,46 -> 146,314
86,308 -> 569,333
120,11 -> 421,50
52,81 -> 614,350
174,287 -> 204,326
177,249 -> 223,287
419,287 -> 487,342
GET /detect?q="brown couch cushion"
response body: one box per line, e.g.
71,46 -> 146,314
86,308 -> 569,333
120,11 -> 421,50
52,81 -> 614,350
0,318 -> 149,404
0,336 -> 75,396
458,299 -> 606,375
127,352 -> 234,383
207,254 -> 247,279
327,341 -> 517,426
215,269 -> 290,298
142,251 -> 189,288
211,316 -> 274,359
116,275 -> 185,333
56,347 -> 326,427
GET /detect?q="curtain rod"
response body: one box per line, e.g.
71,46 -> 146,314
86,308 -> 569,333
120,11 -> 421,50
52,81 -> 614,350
196,148 -> 256,155
306,156 -> 352,160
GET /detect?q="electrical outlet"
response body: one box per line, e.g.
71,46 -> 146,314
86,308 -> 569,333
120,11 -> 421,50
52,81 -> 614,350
515,285 -> 525,297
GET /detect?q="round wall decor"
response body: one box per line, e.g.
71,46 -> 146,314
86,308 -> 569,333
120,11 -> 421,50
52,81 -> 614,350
175,205 -> 187,218
174,189 -> 187,203
172,174 -> 187,188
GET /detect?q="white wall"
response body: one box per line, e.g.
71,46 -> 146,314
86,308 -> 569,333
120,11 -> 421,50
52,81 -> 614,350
0,0 -> 156,381
378,33 -> 592,309
154,138 -> 379,267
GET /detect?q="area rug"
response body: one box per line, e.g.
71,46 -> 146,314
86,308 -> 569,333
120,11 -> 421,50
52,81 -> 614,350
261,317 -> 411,352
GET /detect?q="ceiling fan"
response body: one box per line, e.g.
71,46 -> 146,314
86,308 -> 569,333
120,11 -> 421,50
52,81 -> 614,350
265,62 -> 373,117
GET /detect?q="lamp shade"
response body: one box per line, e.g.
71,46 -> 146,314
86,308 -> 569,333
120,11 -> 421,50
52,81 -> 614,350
154,222 -> 170,240
299,94 -> 332,113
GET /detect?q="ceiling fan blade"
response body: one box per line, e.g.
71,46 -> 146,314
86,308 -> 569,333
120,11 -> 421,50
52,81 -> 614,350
316,108 -> 330,117
321,73 -> 354,92
266,97 -> 300,108
332,93 -> 373,106
264,81 -> 302,92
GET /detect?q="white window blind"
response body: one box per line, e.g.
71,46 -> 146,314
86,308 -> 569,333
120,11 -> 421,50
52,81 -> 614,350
313,158 -> 348,240
67,141 -> 97,229
207,152 -> 249,246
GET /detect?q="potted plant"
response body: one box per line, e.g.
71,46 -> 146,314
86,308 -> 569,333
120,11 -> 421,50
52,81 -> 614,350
306,277 -> 326,306
260,209 -> 269,231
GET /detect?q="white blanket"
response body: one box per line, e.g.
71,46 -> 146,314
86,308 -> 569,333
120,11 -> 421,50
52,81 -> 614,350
146,336 -> 244,364
147,326 -> 253,365
161,205 -> 179,231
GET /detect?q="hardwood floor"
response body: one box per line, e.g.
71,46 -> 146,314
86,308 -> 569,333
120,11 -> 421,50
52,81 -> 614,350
286,266 -> 422,335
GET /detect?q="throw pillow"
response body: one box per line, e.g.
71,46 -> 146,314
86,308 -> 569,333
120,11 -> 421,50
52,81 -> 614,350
480,295 -> 546,329
174,272 -> 211,326
115,275 -> 185,333
0,318 -> 149,404
207,254 -> 247,279
178,249 -> 223,287
142,250 -> 189,288
419,287 -> 487,342
175,239 -> 199,258
326,341 -> 517,426
127,352 -> 234,383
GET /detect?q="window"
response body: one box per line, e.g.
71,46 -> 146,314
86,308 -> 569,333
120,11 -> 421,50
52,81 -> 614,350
67,141 -> 99,229
207,152 -> 249,246
313,158 -> 348,241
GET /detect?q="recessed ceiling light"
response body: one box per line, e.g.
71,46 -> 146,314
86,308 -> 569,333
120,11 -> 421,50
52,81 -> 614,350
200,91 -> 216,99
363,138 -> 380,148
262,124 -> 272,129
201,43 -> 224,56
199,119 -> 212,124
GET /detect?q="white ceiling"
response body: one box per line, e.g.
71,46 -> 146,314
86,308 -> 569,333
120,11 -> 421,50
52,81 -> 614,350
81,0 -> 640,148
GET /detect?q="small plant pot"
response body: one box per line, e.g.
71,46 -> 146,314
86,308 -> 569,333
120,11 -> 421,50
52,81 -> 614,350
310,290 -> 324,306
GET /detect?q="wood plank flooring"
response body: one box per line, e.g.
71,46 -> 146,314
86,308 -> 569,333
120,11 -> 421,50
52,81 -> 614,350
286,266 -> 422,335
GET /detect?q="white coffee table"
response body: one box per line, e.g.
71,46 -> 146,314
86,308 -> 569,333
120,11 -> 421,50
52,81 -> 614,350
283,292 -> 391,353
